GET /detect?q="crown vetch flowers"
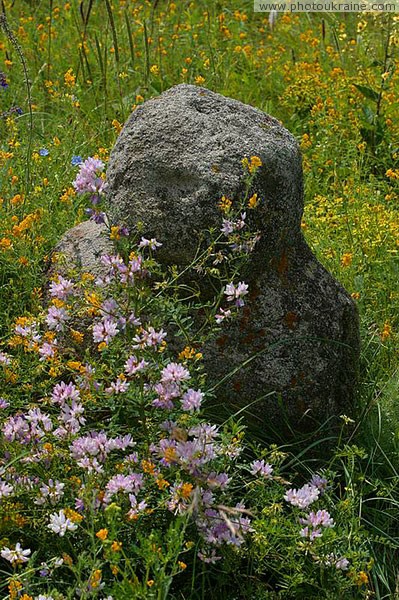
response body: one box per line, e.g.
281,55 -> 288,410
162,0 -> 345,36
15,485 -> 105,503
47,510 -> 78,536
1,543 -> 31,564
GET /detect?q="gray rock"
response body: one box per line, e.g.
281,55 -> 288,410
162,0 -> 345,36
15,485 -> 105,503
96,85 -> 360,433
47,220 -> 114,282
105,84 -> 303,268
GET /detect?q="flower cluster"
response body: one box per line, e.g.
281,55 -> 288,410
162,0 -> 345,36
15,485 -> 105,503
0,71 -> 8,89
0,151 -> 372,598
73,156 -> 107,222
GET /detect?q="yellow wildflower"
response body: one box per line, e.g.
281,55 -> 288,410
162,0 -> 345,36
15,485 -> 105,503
341,253 -> 353,267
218,195 -> 232,212
110,225 -> 121,240
0,238 -> 13,249
89,570 -> 102,588
9,581 -> 23,600
386,168 -> 399,179
178,346 -> 202,360
180,482 -> 193,498
242,155 -> 262,173
141,459 -> 156,475
249,155 -> 262,172
248,193 -> 259,209
11,193 -> 23,205
64,68 -> 76,87
60,187 -> 76,204
381,321 -> 392,341
300,133 -> 312,149
156,477 -> 170,489
111,540 -> 122,552
62,553 -> 73,565
67,360 -> 82,370
112,119 -> 122,134
96,528 -> 108,541
64,508 -> 83,523
356,571 -> 369,585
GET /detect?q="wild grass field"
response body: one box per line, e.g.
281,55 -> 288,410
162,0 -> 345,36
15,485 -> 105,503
0,1 -> 398,599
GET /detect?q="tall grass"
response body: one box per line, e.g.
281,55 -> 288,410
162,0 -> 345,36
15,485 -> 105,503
0,1 -> 398,597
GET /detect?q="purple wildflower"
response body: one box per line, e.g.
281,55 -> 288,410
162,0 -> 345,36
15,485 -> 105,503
0,480 -> 14,499
132,326 -> 166,349
196,503 -> 252,548
0,398 -> 10,409
167,482 -> 195,514
197,549 -> 222,564
224,281 -> 249,307
206,472 -> 230,489
309,473 -> 328,493
73,156 -> 107,196
152,381 -> 181,409
324,553 -> 350,570
55,400 -> 86,436
49,276 -> 74,300
104,473 -> 144,504
51,381 -> 80,405
39,340 -> 57,361
161,362 -> 190,384
0,72 -> 8,88
92,318 -> 119,345
124,355 -> 148,376
14,320 -> 41,345
86,208 -> 106,223
221,219 -> 235,235
0,352 -> 11,365
220,213 -> 246,236
181,388 -> 203,411
45,305 -> 69,331
35,479 -> 65,506
284,483 -> 320,509
69,432 -> 134,473
250,459 -> 273,478
3,409 -> 52,444
215,307 -> 232,324
138,237 -> 162,250
105,377 -> 129,395
300,509 -> 334,529
127,493 -> 148,519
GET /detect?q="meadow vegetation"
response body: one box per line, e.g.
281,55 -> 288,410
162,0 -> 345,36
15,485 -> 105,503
0,1 -> 398,598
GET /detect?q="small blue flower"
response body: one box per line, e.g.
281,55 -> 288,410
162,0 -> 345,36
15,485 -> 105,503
39,148 -> 49,157
0,72 -> 8,89
71,155 -> 83,166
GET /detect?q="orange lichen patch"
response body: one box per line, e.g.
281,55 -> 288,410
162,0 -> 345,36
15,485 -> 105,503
283,311 -> 299,330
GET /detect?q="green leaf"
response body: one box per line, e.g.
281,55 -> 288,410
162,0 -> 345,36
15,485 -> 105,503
354,84 -> 380,102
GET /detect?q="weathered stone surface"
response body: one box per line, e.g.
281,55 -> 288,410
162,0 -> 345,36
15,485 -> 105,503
50,85 -> 358,434
103,84 -> 359,433
47,220 -> 114,281
105,84 -> 303,269
203,238 -> 359,434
